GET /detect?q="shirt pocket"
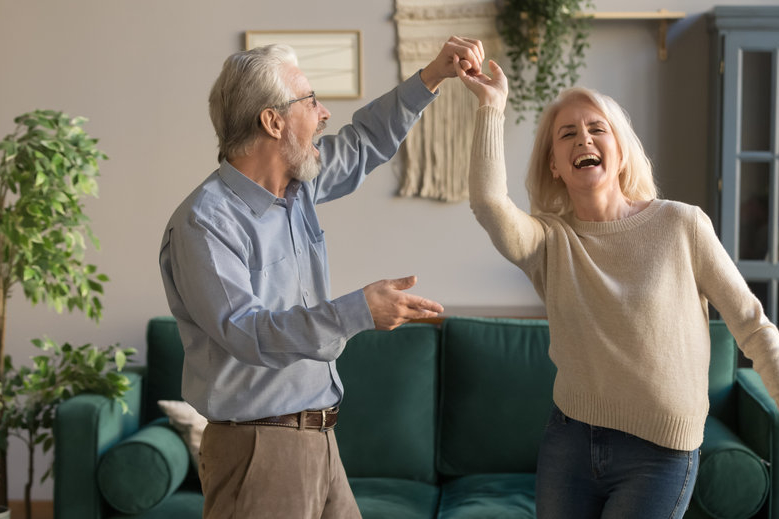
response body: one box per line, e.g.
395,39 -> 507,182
249,256 -> 296,308
309,229 -> 326,261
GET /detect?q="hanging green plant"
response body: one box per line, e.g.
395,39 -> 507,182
497,0 -> 594,122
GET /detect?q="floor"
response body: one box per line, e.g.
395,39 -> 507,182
8,501 -> 53,519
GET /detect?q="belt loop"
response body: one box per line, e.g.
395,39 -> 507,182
320,409 -> 327,432
298,410 -> 307,431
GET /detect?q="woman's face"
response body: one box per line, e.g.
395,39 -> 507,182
549,98 -> 622,198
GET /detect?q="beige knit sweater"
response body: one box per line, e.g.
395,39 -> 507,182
470,105 -> 779,451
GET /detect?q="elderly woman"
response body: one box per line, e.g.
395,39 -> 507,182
456,59 -> 779,518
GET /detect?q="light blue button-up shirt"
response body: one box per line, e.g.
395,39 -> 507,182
159,71 -> 436,421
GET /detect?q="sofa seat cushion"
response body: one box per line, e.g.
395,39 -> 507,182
106,490 -> 204,519
438,473 -> 536,518
350,477 -> 440,519
97,420 -> 190,514
694,415 -> 769,519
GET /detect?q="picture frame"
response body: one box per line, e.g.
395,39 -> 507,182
245,30 -> 363,99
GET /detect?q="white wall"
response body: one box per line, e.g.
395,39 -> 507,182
0,0 -> 776,501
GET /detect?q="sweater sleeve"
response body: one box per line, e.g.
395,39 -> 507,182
695,207 -> 779,404
468,105 -> 546,271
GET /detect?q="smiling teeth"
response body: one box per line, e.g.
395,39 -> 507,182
574,154 -> 602,168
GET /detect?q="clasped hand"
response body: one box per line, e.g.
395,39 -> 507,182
456,57 -> 508,111
420,36 -> 486,93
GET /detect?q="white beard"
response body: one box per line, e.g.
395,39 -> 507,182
282,131 -> 321,183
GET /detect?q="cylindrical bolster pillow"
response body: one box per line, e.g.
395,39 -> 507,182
694,416 -> 769,519
97,422 -> 189,514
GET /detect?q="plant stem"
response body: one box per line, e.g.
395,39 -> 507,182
0,454 -> 6,509
25,428 -> 32,519
1,277 -> 7,380
0,274 -> 6,506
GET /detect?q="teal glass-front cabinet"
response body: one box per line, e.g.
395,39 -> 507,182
710,6 -> 779,323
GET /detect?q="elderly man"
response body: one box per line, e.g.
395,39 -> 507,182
159,36 -> 484,518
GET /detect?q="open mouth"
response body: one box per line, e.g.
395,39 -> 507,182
574,154 -> 602,169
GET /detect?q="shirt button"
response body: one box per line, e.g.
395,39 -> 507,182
304,290 -> 310,297
296,248 -> 302,255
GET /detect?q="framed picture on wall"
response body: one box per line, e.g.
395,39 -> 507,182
245,30 -> 363,99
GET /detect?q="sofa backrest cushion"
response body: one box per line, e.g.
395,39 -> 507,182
437,317 -> 556,476
337,324 -> 439,484
146,316 -> 186,422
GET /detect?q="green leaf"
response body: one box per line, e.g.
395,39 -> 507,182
114,350 -> 126,371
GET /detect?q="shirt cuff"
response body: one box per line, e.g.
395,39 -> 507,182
397,70 -> 439,114
334,289 -> 375,338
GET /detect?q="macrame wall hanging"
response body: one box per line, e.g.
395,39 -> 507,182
395,0 -> 501,202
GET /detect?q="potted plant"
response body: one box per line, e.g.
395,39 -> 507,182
0,110 -> 109,509
497,0 -> 594,122
1,339 -> 135,519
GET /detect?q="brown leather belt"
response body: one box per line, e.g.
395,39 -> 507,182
209,407 -> 338,431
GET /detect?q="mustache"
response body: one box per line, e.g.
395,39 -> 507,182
316,120 -> 327,134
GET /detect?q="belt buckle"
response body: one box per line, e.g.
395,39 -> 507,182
320,409 -> 327,432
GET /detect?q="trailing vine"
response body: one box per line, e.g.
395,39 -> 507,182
497,0 -> 594,122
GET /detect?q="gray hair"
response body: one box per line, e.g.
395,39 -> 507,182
525,87 -> 658,215
208,44 -> 298,162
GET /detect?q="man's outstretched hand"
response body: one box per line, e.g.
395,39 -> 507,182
364,276 -> 444,330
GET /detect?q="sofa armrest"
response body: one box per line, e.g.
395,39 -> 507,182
53,371 -> 143,519
735,368 -> 779,519
735,368 -> 778,458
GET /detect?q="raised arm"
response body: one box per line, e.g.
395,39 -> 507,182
456,59 -> 546,268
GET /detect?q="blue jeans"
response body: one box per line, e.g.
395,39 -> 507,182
535,405 -> 699,519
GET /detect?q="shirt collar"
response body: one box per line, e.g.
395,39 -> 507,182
217,160 -> 287,217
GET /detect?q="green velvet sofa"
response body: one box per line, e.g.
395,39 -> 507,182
53,316 -> 779,519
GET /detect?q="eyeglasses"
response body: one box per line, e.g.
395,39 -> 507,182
278,92 -> 317,109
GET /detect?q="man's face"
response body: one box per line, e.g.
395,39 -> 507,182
281,121 -> 323,182
279,65 -> 330,182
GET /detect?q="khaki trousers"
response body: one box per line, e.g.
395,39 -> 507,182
199,422 -> 362,519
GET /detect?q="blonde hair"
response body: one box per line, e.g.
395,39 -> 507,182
208,44 -> 297,163
525,87 -> 658,215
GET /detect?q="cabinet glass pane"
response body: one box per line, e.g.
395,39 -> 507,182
740,51 -> 772,152
748,280 -> 770,315
738,281 -> 771,367
747,280 -> 777,315
739,161 -> 771,260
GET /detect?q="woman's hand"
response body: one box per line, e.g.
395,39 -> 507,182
456,58 -> 508,112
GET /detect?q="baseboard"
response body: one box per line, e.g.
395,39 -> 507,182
8,500 -> 53,519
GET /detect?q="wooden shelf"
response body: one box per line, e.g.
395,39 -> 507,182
584,10 -> 685,21
577,9 -> 687,60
